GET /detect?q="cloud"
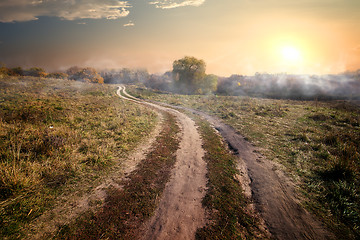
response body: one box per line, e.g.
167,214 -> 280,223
0,0 -> 131,23
149,0 -> 206,9
123,20 -> 134,27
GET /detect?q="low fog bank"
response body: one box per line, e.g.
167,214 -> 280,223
2,62 -> 359,100
100,68 -> 173,91
100,67 -> 360,100
217,71 -> 360,100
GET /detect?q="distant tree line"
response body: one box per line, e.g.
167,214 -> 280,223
1,59 -> 360,99
0,64 -> 48,78
0,63 -> 104,84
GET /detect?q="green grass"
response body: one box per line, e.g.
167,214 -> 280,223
55,111 -> 180,239
129,85 -> 360,239
194,115 -> 266,239
0,77 -> 157,239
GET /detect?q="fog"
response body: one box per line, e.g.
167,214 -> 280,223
99,67 -> 360,100
217,71 -> 360,100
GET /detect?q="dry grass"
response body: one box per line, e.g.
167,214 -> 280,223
130,85 -> 360,239
55,111 -> 180,239
0,77 -> 157,238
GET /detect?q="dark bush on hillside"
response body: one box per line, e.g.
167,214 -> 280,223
47,72 -> 68,79
67,67 -> 104,83
66,66 -> 82,76
26,67 -> 47,77
8,67 -> 24,76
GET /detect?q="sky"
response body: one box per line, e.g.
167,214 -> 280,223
0,0 -> 360,76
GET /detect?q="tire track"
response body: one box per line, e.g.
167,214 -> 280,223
118,86 -> 207,240
145,100 -> 334,240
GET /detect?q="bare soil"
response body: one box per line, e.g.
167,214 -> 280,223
120,86 -> 207,240
143,99 -> 334,240
204,116 -> 333,240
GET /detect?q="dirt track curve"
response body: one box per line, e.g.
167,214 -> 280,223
132,94 -> 334,240
118,86 -> 207,240
201,115 -> 333,240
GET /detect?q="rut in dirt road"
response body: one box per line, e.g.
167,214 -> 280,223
144,100 -> 334,240
186,109 -> 333,240
118,87 -> 207,240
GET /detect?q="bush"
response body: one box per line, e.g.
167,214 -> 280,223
67,67 -> 104,83
47,72 -> 68,79
8,67 -> 24,76
26,67 -> 47,77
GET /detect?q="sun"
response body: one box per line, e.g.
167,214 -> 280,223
281,46 -> 301,61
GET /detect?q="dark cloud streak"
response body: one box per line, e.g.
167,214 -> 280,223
0,0 -> 131,23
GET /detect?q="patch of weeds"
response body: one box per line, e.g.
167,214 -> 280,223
293,133 -> 310,142
194,117 -> 266,239
0,188 -> 55,238
309,113 -> 328,121
315,150 -> 331,161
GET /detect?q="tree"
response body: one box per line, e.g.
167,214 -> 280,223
172,56 -> 206,94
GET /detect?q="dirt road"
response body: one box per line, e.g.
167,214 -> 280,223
25,89 -> 164,240
135,97 -> 333,240
120,87 -> 334,239
118,86 -> 207,240
200,115 -> 333,240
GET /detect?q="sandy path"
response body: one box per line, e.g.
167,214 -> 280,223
118,86 -> 207,240
145,101 -> 333,240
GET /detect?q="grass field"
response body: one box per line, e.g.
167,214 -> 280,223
129,85 -> 360,239
56,111 -> 180,239
0,77 -> 157,238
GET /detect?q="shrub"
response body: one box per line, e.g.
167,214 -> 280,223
67,67 -> 104,83
47,72 -> 68,79
26,67 -> 47,77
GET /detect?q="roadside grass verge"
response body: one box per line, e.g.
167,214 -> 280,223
55,112 -> 180,239
129,85 -> 360,239
0,77 -> 157,239
194,115 -> 267,239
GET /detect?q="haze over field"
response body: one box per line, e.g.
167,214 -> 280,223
0,0 -> 360,76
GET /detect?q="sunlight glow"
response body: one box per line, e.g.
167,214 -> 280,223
281,46 -> 301,61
